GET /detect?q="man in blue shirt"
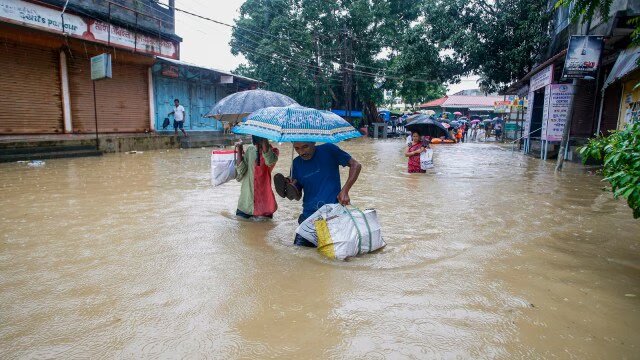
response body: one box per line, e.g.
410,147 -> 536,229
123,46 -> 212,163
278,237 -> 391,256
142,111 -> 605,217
275,142 -> 362,247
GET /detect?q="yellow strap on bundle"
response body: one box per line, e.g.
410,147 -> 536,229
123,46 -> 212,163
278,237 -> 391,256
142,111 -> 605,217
315,218 -> 335,259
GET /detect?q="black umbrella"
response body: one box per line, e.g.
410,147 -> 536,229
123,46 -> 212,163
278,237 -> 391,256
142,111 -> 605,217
405,115 -> 453,139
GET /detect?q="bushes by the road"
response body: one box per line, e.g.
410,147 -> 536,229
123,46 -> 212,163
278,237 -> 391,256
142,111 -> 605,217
580,122 -> 640,219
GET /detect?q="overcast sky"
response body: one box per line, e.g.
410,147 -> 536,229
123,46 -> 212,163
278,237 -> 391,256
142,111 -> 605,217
174,0 -> 477,95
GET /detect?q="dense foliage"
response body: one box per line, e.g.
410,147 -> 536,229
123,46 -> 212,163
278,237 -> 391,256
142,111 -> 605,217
230,0 -> 551,116
425,0 -> 551,93
579,122 -> 640,219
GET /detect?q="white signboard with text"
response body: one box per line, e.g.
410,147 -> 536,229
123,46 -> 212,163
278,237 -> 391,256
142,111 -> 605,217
542,84 -> 574,141
523,91 -> 534,138
530,64 -> 554,91
0,0 -> 178,59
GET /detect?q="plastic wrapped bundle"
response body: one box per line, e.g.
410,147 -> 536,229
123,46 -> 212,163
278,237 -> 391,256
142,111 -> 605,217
295,204 -> 385,260
211,149 -> 236,187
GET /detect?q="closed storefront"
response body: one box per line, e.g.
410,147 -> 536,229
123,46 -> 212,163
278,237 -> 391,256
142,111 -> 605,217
570,79 -> 597,137
599,82 -> 622,133
67,49 -> 151,133
0,41 -> 63,134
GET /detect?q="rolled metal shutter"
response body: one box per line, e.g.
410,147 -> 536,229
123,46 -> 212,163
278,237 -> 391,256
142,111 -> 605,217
0,42 -> 63,134
599,82 -> 622,134
570,79 -> 597,137
68,52 -> 149,133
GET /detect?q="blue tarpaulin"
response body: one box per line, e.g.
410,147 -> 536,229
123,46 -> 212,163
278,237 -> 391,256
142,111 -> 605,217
331,109 -> 363,118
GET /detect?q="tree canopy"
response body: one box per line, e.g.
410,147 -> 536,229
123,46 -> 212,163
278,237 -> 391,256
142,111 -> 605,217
229,0 -> 551,115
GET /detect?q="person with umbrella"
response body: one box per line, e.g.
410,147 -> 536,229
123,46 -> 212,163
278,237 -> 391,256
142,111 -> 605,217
282,142 -> 362,248
234,136 -> 279,220
405,132 -> 427,173
232,105 -> 363,247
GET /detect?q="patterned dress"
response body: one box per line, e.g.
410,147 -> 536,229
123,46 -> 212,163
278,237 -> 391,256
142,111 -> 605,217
407,143 -> 425,173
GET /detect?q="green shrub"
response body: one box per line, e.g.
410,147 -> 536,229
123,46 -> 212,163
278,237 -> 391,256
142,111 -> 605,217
579,122 -> 640,218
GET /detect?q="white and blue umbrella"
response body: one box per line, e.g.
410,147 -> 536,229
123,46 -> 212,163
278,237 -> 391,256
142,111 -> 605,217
232,106 -> 361,143
205,89 -> 298,124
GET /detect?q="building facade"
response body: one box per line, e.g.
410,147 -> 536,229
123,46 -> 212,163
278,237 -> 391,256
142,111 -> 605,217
152,57 -> 261,132
0,0 -> 180,135
507,0 -> 640,158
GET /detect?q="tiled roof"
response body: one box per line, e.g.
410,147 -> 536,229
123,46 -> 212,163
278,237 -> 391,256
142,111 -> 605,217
419,97 -> 448,107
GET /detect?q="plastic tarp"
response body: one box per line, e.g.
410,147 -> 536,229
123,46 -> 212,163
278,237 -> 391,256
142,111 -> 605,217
602,46 -> 640,93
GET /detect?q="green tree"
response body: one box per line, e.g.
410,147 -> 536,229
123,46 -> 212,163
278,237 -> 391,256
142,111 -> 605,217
425,0 -> 551,92
230,0 -> 457,123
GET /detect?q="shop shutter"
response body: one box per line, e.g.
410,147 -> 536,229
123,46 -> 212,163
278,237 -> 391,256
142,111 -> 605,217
68,52 -> 149,133
570,79 -> 597,137
0,42 -> 63,134
599,82 -> 622,134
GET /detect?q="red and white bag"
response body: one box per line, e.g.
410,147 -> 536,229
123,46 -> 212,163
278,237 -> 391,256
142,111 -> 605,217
211,150 -> 236,187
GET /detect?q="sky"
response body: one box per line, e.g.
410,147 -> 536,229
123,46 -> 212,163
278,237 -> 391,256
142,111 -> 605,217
174,0 -> 478,96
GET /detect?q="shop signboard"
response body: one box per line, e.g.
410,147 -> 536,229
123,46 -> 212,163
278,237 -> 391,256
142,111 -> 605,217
91,53 -> 112,80
542,84 -> 574,141
530,64 -> 553,91
0,0 -> 178,59
563,36 -> 604,79
540,85 -> 552,139
523,91 -> 534,138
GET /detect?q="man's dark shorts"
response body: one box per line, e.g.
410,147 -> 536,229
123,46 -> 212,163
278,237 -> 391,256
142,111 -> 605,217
173,120 -> 185,130
294,213 -> 316,247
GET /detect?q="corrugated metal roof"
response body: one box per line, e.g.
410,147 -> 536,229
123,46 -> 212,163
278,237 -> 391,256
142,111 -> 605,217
602,46 -> 640,92
156,57 -> 264,84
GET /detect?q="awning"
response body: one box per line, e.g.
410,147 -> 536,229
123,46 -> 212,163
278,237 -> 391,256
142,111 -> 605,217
602,46 -> 640,92
468,107 -> 494,111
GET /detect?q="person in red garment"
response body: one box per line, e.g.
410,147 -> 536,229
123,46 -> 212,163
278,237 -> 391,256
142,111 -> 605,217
405,131 -> 426,173
234,136 -> 279,219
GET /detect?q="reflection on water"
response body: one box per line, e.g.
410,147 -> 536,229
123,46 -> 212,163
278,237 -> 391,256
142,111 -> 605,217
0,140 -> 638,358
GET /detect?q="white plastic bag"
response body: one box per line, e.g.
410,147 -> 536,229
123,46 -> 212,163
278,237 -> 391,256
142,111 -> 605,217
295,204 -> 386,260
420,149 -> 434,170
211,149 -> 236,187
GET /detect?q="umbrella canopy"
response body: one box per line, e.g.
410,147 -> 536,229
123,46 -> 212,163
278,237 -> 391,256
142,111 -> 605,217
405,115 -> 453,139
450,120 -> 462,128
232,106 -> 361,143
205,89 -> 298,124
471,119 -> 481,124
453,111 -> 463,116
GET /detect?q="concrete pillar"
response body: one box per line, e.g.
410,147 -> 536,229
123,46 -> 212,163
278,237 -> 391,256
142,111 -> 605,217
148,67 -> 155,131
60,51 -> 72,133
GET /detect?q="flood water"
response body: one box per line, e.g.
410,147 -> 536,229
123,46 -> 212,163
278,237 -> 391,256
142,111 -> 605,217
1,139 -> 638,358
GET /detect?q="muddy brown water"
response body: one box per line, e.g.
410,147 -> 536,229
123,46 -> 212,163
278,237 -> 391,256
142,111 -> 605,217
0,139 -> 638,359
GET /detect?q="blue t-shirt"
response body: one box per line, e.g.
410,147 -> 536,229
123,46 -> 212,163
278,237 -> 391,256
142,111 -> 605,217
292,143 -> 352,219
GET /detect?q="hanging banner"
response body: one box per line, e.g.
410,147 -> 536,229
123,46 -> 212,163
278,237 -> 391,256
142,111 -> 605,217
563,35 -> 604,79
494,101 -> 512,113
530,64 -> 553,91
542,84 -> 575,141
